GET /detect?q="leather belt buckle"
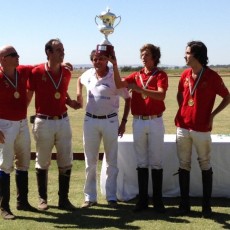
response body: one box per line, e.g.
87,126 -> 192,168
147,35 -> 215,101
53,116 -> 59,120
86,112 -> 117,119
142,116 -> 149,120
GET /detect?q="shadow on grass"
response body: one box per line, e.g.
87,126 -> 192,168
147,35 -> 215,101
165,197 -> 230,229
15,197 -> 230,229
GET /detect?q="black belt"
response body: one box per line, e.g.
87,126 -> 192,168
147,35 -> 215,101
86,112 -> 117,119
36,112 -> 68,120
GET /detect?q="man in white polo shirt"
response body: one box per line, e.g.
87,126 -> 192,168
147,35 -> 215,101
77,48 -> 130,208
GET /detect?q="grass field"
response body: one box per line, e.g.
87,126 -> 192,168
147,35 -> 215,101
2,68 -> 229,229
2,161 -> 230,229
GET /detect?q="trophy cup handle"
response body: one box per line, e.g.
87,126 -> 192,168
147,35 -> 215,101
95,15 -> 100,26
114,16 -> 121,28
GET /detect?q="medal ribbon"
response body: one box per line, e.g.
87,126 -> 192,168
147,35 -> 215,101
45,63 -> 63,90
139,69 -> 158,90
0,69 -> 18,90
188,67 -> 204,96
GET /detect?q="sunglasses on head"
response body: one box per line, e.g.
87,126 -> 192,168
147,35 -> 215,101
4,52 -> 19,58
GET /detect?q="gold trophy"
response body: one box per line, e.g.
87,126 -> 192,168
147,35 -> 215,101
95,7 -> 121,56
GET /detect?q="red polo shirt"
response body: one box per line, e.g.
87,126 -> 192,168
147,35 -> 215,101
28,63 -> 71,116
124,68 -> 168,115
0,65 -> 33,121
175,67 -> 229,132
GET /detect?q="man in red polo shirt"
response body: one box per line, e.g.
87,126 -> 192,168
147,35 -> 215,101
175,41 -> 230,218
0,45 -> 36,220
27,38 -> 78,211
112,43 -> 168,213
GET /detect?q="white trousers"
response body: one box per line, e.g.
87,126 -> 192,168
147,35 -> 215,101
132,117 -> 165,169
32,116 -> 73,171
83,115 -> 119,202
176,127 -> 211,171
0,119 -> 31,173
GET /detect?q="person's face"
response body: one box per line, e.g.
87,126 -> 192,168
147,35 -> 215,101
184,46 -> 197,67
141,49 -> 155,68
1,47 -> 19,68
49,41 -> 65,63
92,54 -> 108,70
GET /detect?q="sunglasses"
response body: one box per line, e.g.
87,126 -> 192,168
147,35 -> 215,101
4,52 -> 19,58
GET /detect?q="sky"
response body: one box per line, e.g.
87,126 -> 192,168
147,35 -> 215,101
1,0 -> 230,67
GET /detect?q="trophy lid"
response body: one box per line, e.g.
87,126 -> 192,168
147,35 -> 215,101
99,7 -> 116,19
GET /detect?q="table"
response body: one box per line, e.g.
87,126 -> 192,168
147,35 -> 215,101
100,134 -> 230,201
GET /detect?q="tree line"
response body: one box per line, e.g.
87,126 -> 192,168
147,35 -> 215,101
120,64 -> 230,72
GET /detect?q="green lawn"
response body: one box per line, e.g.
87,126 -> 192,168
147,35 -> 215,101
2,160 -> 230,229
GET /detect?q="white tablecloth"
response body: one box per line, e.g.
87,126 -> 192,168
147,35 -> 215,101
100,134 -> 230,201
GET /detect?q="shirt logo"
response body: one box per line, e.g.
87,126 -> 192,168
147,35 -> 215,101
42,74 -> 47,82
3,80 -> 10,88
184,78 -> 189,87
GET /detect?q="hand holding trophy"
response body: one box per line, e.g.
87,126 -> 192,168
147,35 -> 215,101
95,7 -> 121,56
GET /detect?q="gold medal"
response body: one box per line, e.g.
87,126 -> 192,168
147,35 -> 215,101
139,69 -> 158,101
14,91 -> 20,99
188,67 -> 205,107
55,92 -> 61,99
188,98 -> 194,106
2,70 -> 20,99
45,63 -> 63,100
141,93 -> 147,99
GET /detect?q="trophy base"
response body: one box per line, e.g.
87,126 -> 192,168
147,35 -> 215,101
96,44 -> 114,57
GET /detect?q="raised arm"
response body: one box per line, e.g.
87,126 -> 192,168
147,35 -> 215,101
109,55 -> 128,89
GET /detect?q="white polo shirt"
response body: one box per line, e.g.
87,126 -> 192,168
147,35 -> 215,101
80,68 -> 130,115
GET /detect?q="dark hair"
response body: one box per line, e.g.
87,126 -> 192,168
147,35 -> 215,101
90,50 -> 96,61
45,38 -> 61,56
187,41 -> 208,66
140,44 -> 161,66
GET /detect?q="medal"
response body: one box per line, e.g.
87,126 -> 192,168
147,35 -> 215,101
188,98 -> 194,106
1,69 -> 19,98
45,63 -> 63,99
188,67 -> 205,106
55,92 -> 61,99
139,69 -> 158,100
14,91 -> 20,99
